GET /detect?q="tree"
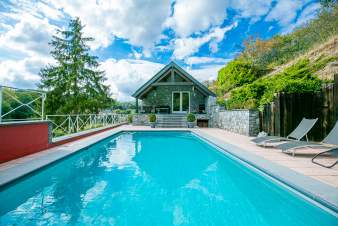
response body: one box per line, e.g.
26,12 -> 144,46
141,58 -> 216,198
39,18 -> 113,114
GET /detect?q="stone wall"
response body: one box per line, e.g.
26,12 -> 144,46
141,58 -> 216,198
133,105 -> 260,137
141,85 -> 206,113
132,114 -> 150,126
210,108 -> 259,136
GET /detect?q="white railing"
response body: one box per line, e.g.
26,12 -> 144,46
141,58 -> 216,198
0,85 -> 46,123
46,114 -> 128,138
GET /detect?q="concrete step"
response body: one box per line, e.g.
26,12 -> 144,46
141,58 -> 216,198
155,114 -> 188,128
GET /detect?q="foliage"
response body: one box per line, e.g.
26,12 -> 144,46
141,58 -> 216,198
215,3 -> 338,110
128,114 -> 133,123
1,88 -> 43,121
186,113 -> 196,122
39,18 -> 113,114
217,58 -> 260,94
226,57 -> 333,110
240,4 -> 338,69
114,109 -> 133,114
148,114 -> 156,122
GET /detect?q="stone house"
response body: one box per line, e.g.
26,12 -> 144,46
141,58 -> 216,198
132,61 -> 216,114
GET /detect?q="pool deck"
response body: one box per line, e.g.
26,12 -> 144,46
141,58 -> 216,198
0,125 -> 337,212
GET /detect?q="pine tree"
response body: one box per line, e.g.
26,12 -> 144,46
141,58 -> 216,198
39,18 -> 113,114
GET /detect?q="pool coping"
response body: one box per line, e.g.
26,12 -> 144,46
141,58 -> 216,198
0,128 -> 337,214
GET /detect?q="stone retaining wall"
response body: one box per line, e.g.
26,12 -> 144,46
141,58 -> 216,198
210,108 -> 259,136
133,109 -> 260,137
132,114 -> 150,126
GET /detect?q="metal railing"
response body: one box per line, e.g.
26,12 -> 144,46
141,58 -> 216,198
46,114 -> 128,138
0,85 -> 46,123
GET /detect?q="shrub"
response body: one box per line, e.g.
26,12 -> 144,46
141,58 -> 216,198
187,113 -> 196,122
226,58 -> 325,110
217,58 -> 259,93
148,114 -> 156,122
127,114 -> 133,123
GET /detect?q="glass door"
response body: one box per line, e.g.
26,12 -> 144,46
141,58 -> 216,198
173,92 -> 180,112
172,92 -> 190,113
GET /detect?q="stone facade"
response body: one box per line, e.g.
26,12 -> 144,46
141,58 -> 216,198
210,108 -> 259,136
132,113 -> 209,126
132,114 -> 150,126
141,85 -> 206,113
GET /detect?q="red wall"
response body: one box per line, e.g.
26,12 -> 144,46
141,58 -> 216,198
0,121 -> 126,164
0,121 -> 50,163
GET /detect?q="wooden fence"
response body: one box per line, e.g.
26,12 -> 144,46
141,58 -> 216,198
260,74 -> 338,141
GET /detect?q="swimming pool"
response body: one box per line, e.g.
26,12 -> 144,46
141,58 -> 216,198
0,131 -> 337,225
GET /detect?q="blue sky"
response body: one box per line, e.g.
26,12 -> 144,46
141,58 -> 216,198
0,0 -> 321,101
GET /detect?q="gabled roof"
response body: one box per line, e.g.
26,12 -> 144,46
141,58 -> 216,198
132,61 -> 216,98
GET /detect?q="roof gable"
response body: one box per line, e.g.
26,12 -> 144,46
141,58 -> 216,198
132,61 -> 216,98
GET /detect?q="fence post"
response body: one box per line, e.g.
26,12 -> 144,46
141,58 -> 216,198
0,86 -> 2,123
41,93 -> 46,120
335,74 -> 338,121
76,115 -> 79,132
68,115 -> 71,134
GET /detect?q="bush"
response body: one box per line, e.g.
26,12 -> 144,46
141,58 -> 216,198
226,58 -> 326,110
148,114 -> 156,122
217,58 -> 259,93
187,113 -> 196,122
127,114 -> 133,123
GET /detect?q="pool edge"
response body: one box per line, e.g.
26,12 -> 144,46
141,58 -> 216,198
0,128 -> 337,214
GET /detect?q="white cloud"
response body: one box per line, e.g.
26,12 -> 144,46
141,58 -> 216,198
0,56 -> 54,89
0,14 -> 57,57
188,64 -> 224,82
293,3 -> 321,27
265,0 -> 310,27
100,59 -> 164,101
173,22 -> 238,59
230,0 -> 272,22
185,57 -> 229,65
267,1 -> 320,33
168,0 -> 228,37
50,0 -> 171,51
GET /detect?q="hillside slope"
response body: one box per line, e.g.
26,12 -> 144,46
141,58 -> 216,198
266,35 -> 338,80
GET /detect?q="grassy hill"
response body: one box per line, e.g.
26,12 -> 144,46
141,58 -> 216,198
213,3 -> 338,110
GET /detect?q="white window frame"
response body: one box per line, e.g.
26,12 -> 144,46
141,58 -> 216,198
172,91 -> 190,113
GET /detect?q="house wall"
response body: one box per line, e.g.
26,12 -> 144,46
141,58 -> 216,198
141,85 -> 206,113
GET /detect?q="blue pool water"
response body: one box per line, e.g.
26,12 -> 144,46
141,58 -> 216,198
0,131 -> 337,225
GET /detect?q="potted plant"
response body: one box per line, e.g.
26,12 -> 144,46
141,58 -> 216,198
127,114 -> 133,124
187,113 -> 196,128
148,114 -> 156,128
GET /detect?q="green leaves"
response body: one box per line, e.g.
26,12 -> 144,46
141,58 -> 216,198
226,58 -> 324,110
217,58 -> 259,93
39,18 -> 113,114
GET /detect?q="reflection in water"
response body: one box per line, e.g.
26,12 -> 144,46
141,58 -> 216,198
0,132 -> 337,226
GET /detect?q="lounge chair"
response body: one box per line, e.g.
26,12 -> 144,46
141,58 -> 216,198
312,148 -> 338,168
252,118 -> 318,147
276,121 -> 338,158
